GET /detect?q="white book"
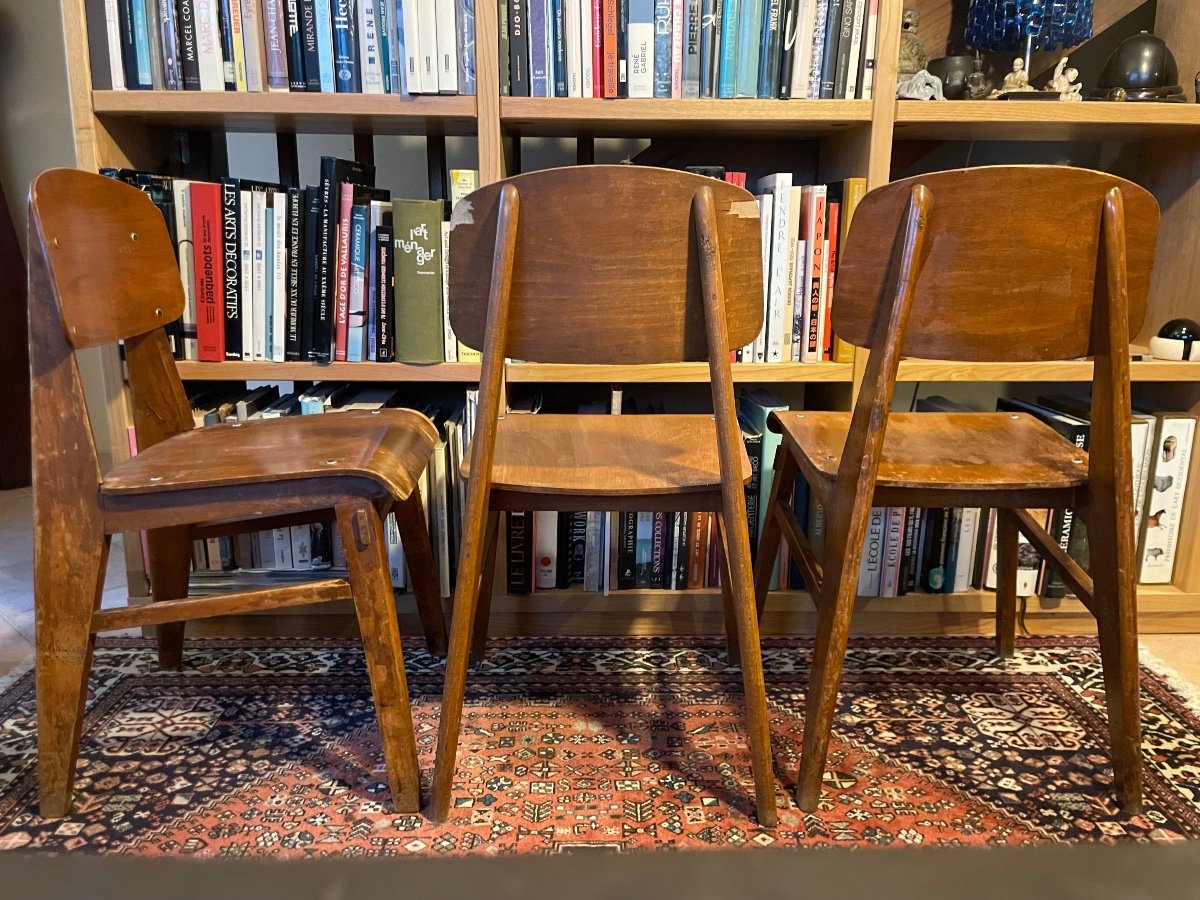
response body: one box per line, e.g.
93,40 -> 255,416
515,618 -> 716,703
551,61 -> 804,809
953,507 -> 981,594
580,0 -> 595,97
170,180 -> 197,359
271,527 -> 293,569
1132,413 -> 1154,545
856,507 -> 886,597
441,220 -> 456,361
788,0 -> 815,98
435,0 -> 459,92
358,0 -> 387,93
103,0 -> 126,89
564,0 -> 583,97
627,6 -> 653,96
842,0 -> 867,99
290,525 -> 312,570
535,510 -> 558,590
385,511 -> 407,589
401,0 -> 425,92
1138,413 -> 1196,584
251,190 -> 268,361
752,192 -> 773,363
194,0 -> 225,90
789,239 -> 807,361
205,536 -> 224,571
240,0 -> 268,91
417,0 -> 441,93
860,0 -> 880,99
983,510 -> 1045,596
238,189 -> 255,360
272,192 -> 288,361
753,174 -> 794,364
878,507 -> 905,598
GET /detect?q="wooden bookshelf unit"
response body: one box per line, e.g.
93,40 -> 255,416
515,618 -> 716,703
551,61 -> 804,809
59,0 -> 1200,636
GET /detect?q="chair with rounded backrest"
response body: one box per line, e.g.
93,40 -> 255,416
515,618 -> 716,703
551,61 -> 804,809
752,165 -> 1159,813
28,168 -> 448,818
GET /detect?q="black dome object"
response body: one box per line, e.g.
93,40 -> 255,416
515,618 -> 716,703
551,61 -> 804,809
1150,318 -> 1200,361
1091,32 -> 1185,102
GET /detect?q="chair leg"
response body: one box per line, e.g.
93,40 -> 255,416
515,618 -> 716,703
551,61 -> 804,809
717,537 -> 741,668
430,491 -> 493,823
994,509 -> 1019,659
36,532 -> 110,818
717,513 -> 777,828
470,511 -> 501,664
753,448 -> 798,620
146,526 -> 191,670
393,492 -> 448,658
337,501 -> 422,813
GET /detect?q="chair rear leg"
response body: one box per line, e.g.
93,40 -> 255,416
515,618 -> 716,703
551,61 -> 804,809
393,492 -> 449,657
146,526 -> 191,670
470,511 -> 501,664
36,533 -> 110,818
994,510 -> 1019,659
717,538 -> 742,668
717,513 -> 777,828
337,501 -> 422,813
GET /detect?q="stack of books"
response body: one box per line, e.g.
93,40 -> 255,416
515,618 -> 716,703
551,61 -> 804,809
501,0 -> 880,100
90,0 -> 476,95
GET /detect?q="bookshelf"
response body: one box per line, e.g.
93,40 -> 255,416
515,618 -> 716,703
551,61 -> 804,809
58,0 -> 1200,636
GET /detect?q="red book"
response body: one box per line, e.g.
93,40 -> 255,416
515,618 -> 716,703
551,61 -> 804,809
332,181 -> 354,362
189,182 -> 225,362
601,0 -> 618,97
824,201 -> 841,361
592,1 -> 604,97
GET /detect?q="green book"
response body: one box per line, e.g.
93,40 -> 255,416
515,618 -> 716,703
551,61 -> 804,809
392,199 -> 445,364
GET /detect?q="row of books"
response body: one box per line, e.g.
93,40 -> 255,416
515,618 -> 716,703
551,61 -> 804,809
177,379 -> 478,596
91,0 -> 476,95
103,160 -> 481,365
500,0 -> 880,100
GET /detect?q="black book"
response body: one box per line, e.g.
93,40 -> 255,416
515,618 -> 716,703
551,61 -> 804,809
285,0 -> 307,90
674,512 -> 689,590
311,156 -> 375,362
818,0 -> 843,98
569,511 -> 587,585
219,178 -> 242,361
117,0 -> 148,90
507,510 -> 532,594
498,0 -> 511,96
651,511 -> 668,589
758,0 -> 784,98
698,0 -> 719,98
899,506 -> 921,595
217,0 -> 236,90
125,172 -> 185,358
555,512 -> 573,590
177,0 -> 201,89
300,0 -> 321,90
550,0 -> 566,96
617,511 -> 636,590
374,225 -> 394,361
832,0 -> 857,99
616,0 -> 629,97
918,507 -> 950,593
509,0 -> 529,96
300,185 -> 321,364
776,0 -> 801,98
285,187 -> 305,360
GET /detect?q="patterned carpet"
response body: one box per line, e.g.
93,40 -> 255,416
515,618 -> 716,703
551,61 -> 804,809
0,636 -> 1198,856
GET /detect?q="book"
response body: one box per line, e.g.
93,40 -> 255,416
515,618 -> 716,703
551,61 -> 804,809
739,409 -> 762,556
733,0 -> 763,97
219,178 -> 242,360
284,0 -> 307,89
530,0 -> 550,95
457,0 -> 477,94
416,0 -> 439,91
818,0 -> 841,97
507,511 -> 532,593
263,0 -> 291,89
313,0 -> 337,90
856,506 -> 885,597
831,0 -> 855,98
357,0 -> 386,93
311,156 -> 375,362
878,506 -> 905,597
392,198 -> 446,363
627,0 -> 653,96
178,0 -> 203,89
698,0 -> 719,97
332,0 -> 360,91
189,181 -> 225,361
757,0 -> 783,98
1137,411 -> 1196,584
681,0 -> 700,97
159,0 -> 185,89
797,183 -> 826,363
717,0 -> 739,97
300,0 -> 322,89
194,0 -> 225,89
737,389 -> 787,589
839,0 -> 865,99
858,0 -> 878,98
436,0 -> 460,92
776,0 -> 803,98
284,187 -> 305,359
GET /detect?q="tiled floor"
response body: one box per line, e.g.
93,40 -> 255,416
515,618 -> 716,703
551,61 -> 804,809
0,487 -> 1197,690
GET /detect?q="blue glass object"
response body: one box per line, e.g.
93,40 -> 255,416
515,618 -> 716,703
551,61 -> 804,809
965,0 -> 1094,53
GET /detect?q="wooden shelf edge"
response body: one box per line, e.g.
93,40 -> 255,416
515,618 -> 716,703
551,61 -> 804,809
896,357 -> 1200,382
174,360 -> 484,382
893,100 -> 1200,141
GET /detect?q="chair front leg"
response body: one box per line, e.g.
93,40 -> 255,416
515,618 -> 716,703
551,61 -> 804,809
470,511 -> 501,664
146,525 -> 191,670
753,447 -> 799,619
337,500 -> 421,813
393,491 -> 449,657
994,509 -> 1019,659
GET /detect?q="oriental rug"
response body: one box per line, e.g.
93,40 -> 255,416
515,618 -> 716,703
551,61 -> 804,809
0,636 -> 1198,856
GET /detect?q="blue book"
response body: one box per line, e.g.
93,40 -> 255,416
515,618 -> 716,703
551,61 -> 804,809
394,0 -> 408,93
551,0 -> 567,96
347,205 -> 368,362
457,0 -> 477,95
378,0 -> 394,92
734,0 -> 762,97
263,211 -> 275,362
653,1 -> 672,97
332,0 -> 361,92
737,389 -> 788,589
158,0 -> 184,90
366,222 -> 378,362
529,0 -> 549,97
131,0 -> 153,88
717,0 -> 740,98
315,0 -> 338,91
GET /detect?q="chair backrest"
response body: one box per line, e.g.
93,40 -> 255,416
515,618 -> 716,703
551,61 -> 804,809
447,165 -> 763,364
28,169 -> 193,484
833,165 -> 1159,361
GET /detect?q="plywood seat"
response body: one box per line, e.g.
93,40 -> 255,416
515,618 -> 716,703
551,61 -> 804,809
102,409 -> 437,500
775,411 -> 1089,493
462,414 -> 751,496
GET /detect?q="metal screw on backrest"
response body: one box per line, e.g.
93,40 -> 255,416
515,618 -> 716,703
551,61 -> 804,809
130,232 -> 138,242
52,237 -> 59,248
154,308 -> 163,318
148,475 -> 162,482
324,459 -> 339,465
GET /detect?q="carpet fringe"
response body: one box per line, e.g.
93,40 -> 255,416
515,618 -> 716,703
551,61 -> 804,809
0,653 -> 34,694
1139,643 -> 1200,717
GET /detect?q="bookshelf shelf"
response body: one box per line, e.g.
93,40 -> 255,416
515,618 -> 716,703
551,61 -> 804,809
896,355 -> 1200,383
507,362 -> 855,383
499,98 -> 873,137
892,100 -> 1200,142
91,90 -> 479,135
174,361 -> 485,383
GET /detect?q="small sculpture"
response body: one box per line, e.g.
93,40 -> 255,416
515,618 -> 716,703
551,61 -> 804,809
1046,57 -> 1083,101
1150,317 -> 1200,360
897,8 -> 927,79
989,57 -> 1039,97
897,69 -> 945,101
965,53 -> 991,100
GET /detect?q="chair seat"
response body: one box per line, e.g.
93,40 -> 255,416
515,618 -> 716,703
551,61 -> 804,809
463,414 -> 751,496
101,409 -> 438,499
773,411 -> 1089,491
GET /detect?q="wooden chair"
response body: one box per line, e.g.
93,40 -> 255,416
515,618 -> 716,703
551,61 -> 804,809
429,165 -> 778,826
28,168 -> 448,818
752,165 -> 1159,814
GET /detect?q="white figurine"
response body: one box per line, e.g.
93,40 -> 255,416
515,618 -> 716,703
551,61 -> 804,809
989,57 -> 1037,97
897,69 -> 945,101
1046,57 -> 1083,101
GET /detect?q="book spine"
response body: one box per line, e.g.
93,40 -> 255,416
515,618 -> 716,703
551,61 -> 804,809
507,511 -> 532,594
669,0 -> 683,97
177,0 -> 202,88
264,0 -> 291,89
563,0 -> 582,95
804,187 -> 825,361
818,0 -> 840,97
169,180 -> 198,358
133,0 -> 156,88
258,193 -> 272,359
457,0 -> 476,93
332,0 -> 360,91
550,0 -> 566,95
627,0 -> 652,97
219,179 -> 242,360
358,0 -> 386,93
392,199 -> 446,363
299,185 -> 319,357
435,0 -> 459,91
733,0 -> 761,97
227,0 -> 247,90
716,0 -> 738,97
822,199 -> 838,360
758,0 -> 782,98
440,221 -> 456,362
333,182 -> 354,361
743,427 -> 761,555
377,0 -> 393,92
102,0 -> 128,89
616,0 -> 628,95
652,0 -> 670,97
698,0 -> 718,97
145,0 -> 167,89
416,0 -> 439,91
374,224 -> 393,360
858,0 -> 877,98
878,507 -> 904,597
686,512 -> 707,588
194,0 -> 225,89
119,0 -> 150,88
159,0 -> 185,89
238,189 -> 254,359
831,0 -> 854,98
313,0 -> 337,90
189,182 -> 225,362
953,508 -> 979,594
841,0 -> 864,98
580,0 -> 595,96
856,506 -> 885,597
530,0 -> 549,95
533,510 -> 557,590
272,195 -> 288,359
1139,417 -> 1196,584
616,512 -> 635,589
650,511 -> 667,588
600,0 -> 617,97
681,0 -> 700,97
776,0 -> 799,98
496,0 -> 511,95
346,203 -> 368,361
285,187 -> 304,359
591,0 -> 603,96
510,0 -> 529,95
806,0 -> 826,98
286,0 -> 308,89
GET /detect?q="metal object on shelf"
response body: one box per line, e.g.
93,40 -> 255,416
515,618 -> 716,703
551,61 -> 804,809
1090,32 -> 1186,102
